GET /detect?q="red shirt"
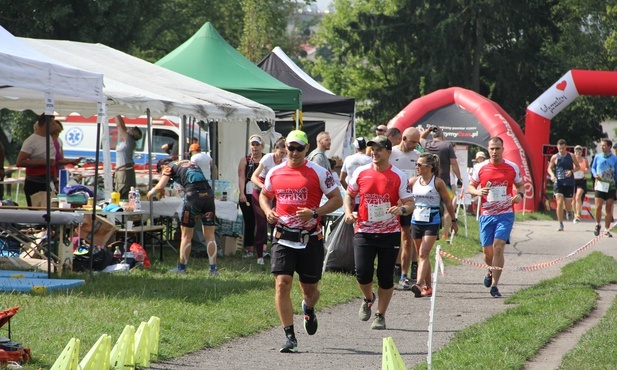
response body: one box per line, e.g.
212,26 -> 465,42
347,163 -> 412,233
470,159 -> 522,216
263,160 -> 338,230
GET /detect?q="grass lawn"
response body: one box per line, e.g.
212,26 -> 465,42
2,208 -> 585,369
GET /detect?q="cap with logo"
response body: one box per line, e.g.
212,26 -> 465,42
367,135 -> 392,150
286,130 -> 309,145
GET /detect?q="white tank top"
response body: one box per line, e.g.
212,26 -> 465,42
412,175 -> 441,208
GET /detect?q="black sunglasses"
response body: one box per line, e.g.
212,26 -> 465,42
415,163 -> 431,167
287,144 -> 306,152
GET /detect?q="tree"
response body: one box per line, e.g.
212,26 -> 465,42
313,0 -> 617,145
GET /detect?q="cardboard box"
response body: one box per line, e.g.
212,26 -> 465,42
221,236 -> 238,256
80,214 -> 117,247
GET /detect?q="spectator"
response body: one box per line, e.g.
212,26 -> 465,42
16,114 -> 56,206
420,126 -> 463,238
375,125 -> 387,136
162,139 -> 179,159
189,144 -> 214,180
307,131 -> 332,171
386,127 -> 402,146
238,134 -> 264,257
250,136 -> 287,265
51,120 -> 82,190
113,115 -> 142,199
340,137 -> 371,189
148,158 -> 218,275
188,143 -> 215,259
388,127 -> 421,288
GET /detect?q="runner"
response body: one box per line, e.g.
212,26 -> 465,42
590,138 -> 617,236
468,137 -> 525,298
344,135 -> 414,330
547,139 -> 579,231
260,130 -> 342,353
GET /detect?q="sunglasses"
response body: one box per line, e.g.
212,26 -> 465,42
415,163 -> 431,167
376,129 -> 386,132
287,144 -> 306,152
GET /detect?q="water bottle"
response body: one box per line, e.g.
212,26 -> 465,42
111,191 -> 120,204
129,186 -> 136,209
113,246 -> 122,264
172,212 -> 179,229
133,188 -> 141,210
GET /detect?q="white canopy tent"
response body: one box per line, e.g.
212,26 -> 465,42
20,38 -> 275,188
0,25 -> 105,276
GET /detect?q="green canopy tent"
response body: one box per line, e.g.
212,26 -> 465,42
156,22 -> 301,112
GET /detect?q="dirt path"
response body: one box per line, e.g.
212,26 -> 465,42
149,220 -> 617,370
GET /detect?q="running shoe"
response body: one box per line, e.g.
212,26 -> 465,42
605,230 -> 613,238
263,251 -> 271,259
410,284 -> 422,298
483,271 -> 492,288
594,224 -> 601,236
243,251 -> 254,258
359,292 -> 375,321
421,286 -> 433,297
371,313 -> 386,330
573,217 -> 580,224
257,258 -> 265,265
209,269 -> 220,277
557,222 -> 564,231
168,266 -> 186,274
398,277 -> 410,290
490,286 -> 502,298
565,211 -> 571,221
302,300 -> 318,335
279,336 -> 298,353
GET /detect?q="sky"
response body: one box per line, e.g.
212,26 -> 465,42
315,0 -> 332,10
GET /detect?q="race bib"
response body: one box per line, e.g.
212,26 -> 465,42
595,180 -> 610,193
487,186 -> 507,202
245,181 -> 255,195
277,238 -> 307,249
368,202 -> 392,222
412,206 -> 431,222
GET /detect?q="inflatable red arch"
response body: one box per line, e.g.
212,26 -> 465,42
526,70 -> 617,210
388,87 -> 536,211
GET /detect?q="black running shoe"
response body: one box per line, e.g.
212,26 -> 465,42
410,261 -> 418,281
490,286 -> 502,298
410,284 -> 422,298
280,336 -> 298,353
302,300 -> 318,335
483,271 -> 492,288
594,225 -> 601,236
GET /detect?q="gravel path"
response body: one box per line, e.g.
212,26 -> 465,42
149,219 -> 617,369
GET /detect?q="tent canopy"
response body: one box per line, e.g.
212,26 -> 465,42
156,22 -> 301,111
0,26 -> 103,111
20,38 -> 275,121
258,47 -> 355,114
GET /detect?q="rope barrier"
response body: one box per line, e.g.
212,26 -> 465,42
438,221 -> 617,272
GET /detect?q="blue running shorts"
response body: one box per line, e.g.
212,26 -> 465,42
479,213 -> 515,247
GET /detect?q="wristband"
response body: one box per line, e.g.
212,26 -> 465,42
452,218 -> 458,222
400,207 -> 407,215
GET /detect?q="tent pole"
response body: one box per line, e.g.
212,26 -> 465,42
147,109 -> 153,226
89,107 -> 104,272
44,113 -> 52,279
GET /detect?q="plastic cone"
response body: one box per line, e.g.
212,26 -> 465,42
134,321 -> 151,367
50,337 -> 80,370
79,334 -> 111,370
148,316 -> 161,359
382,337 -> 407,370
109,325 -> 135,370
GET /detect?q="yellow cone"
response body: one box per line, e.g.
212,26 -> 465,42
134,321 -> 151,367
79,334 -> 111,370
148,316 -> 161,360
382,337 -> 407,370
109,325 -> 135,370
50,337 -> 80,370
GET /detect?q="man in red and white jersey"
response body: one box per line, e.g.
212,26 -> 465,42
468,137 -> 525,298
344,135 -> 414,330
260,130 -> 342,353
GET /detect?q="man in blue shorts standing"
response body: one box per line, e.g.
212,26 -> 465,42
468,137 -> 525,298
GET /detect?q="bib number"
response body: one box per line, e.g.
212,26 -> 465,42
595,180 -> 610,193
487,186 -> 507,202
412,206 -> 431,222
245,181 -> 255,195
368,202 -> 392,222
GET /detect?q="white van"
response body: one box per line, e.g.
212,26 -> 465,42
59,113 -> 210,170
